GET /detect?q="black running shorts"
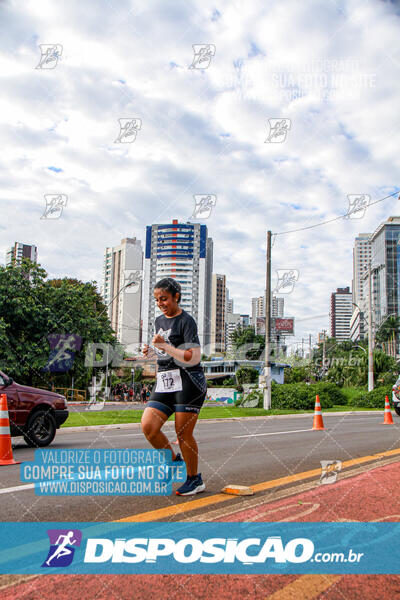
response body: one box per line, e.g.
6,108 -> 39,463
146,368 -> 207,418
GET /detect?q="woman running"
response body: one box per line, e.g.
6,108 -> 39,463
141,277 -> 207,495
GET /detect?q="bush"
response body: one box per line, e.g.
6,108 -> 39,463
284,366 -> 308,384
376,372 -> 397,386
237,382 -> 346,410
271,383 -> 344,410
311,382 -> 347,405
348,385 -> 393,408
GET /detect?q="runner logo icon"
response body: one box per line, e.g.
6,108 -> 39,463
42,529 -> 82,568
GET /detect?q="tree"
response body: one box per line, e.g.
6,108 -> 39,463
231,326 -> 265,360
0,260 -> 116,389
375,315 -> 400,350
284,366 -> 309,383
235,366 -> 259,384
311,334 -> 398,387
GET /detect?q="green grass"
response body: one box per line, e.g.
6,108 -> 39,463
61,404 -> 380,428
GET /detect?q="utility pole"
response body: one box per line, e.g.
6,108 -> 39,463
368,260 -> 374,391
264,230 -> 272,409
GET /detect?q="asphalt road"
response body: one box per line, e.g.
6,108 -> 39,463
2,413 -> 400,522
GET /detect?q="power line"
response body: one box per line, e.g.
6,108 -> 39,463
274,190 -> 400,236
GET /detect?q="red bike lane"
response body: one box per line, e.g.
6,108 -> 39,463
3,460 -> 400,600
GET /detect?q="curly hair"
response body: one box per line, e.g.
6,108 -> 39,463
154,277 -> 181,303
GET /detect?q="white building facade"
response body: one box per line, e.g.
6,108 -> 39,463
6,242 -> 37,266
210,273 -> 226,354
330,287 -> 353,340
102,237 -> 143,347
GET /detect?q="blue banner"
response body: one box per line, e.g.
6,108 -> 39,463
20,449 -> 186,496
0,522 -> 400,574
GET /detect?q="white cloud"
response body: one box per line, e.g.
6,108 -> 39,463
1,0 -> 399,351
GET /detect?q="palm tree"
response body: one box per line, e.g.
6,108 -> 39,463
375,315 -> 400,355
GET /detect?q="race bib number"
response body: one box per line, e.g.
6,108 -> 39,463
155,369 -> 183,393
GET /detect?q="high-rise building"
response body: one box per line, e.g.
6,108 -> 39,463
142,220 -> 213,347
272,296 -> 284,318
352,233 -> 372,308
210,274 -> 226,354
239,314 -> 250,327
6,243 -> 37,266
225,313 -> 242,353
350,233 -> 371,341
102,238 -> 143,347
330,287 -> 352,340
370,217 -> 400,331
251,295 -> 265,334
226,290 -> 233,316
251,294 -> 284,333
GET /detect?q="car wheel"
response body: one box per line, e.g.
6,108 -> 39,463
23,410 -> 56,447
394,405 -> 400,417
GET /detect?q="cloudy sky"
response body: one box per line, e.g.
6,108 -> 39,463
1,0 -> 399,352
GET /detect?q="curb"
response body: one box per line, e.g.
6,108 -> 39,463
58,410 -> 381,434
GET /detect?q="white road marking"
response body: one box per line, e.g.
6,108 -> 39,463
0,483 -> 34,494
233,428 -> 313,438
102,433 -> 146,438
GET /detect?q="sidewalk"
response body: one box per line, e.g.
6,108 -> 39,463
3,461 -> 400,599
213,456 -> 400,523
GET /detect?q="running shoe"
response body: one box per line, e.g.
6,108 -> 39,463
176,473 -> 205,496
173,453 -> 184,462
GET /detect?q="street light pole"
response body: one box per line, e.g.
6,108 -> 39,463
99,280 -> 137,318
368,260 -> 374,391
100,280 -> 136,401
264,230 -> 272,410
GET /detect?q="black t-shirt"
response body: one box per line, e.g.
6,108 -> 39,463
153,309 -> 203,373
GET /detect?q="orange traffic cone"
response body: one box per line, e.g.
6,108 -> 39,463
312,395 -> 325,430
0,394 -> 20,466
382,395 -> 394,425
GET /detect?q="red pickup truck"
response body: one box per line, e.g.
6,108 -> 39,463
0,370 -> 68,447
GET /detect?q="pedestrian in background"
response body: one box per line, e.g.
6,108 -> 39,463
141,385 -> 147,404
